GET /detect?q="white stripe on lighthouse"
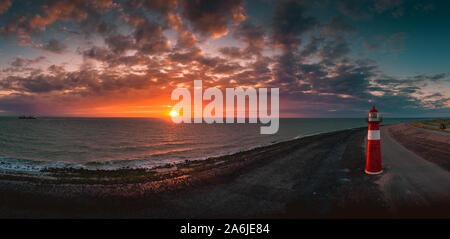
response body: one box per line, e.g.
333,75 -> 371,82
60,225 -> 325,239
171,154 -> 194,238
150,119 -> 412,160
368,130 -> 380,140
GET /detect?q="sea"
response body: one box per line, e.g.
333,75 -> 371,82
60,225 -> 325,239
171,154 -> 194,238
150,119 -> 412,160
0,117 -> 424,173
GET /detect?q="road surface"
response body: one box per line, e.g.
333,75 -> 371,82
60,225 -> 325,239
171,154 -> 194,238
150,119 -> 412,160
377,125 -> 450,218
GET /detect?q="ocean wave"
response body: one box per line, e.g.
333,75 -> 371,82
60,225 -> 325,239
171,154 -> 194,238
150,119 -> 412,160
0,157 -> 85,173
0,141 -> 276,174
0,133 -> 305,174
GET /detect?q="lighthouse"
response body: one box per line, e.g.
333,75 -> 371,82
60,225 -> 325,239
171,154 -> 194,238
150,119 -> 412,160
365,106 -> 382,174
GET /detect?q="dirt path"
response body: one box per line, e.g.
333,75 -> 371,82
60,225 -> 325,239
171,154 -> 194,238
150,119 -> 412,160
377,125 -> 450,218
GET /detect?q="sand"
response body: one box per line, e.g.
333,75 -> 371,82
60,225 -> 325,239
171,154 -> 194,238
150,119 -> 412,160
388,123 -> 450,170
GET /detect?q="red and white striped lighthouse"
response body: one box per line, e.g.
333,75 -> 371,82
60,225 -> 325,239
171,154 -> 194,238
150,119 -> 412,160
365,106 -> 382,174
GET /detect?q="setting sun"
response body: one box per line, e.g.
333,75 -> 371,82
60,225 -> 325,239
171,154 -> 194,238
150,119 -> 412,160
169,110 -> 179,117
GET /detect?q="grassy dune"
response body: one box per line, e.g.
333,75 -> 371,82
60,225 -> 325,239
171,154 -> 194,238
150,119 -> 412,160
410,118 -> 450,134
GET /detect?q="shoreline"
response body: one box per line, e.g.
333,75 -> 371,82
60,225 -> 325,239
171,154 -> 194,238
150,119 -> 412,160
0,128 -> 366,197
1,126 -> 379,218
0,122 -> 422,196
0,122 -> 448,218
0,118 -> 418,174
0,121 -> 403,177
0,126 -> 370,184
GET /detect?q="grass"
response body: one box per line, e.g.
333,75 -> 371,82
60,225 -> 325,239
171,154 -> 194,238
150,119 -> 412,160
410,118 -> 450,133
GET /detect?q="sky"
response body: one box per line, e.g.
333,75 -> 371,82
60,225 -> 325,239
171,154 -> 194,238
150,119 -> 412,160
0,0 -> 449,118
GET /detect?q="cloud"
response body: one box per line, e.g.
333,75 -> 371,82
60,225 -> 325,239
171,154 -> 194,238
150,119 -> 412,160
28,0 -> 113,30
300,36 -> 324,57
105,34 -> 135,54
219,47 -> 247,59
0,0 -> 114,44
336,0 -> 403,19
271,0 -> 317,50
0,0 -> 12,14
233,21 -> 266,55
320,36 -> 351,60
0,0 -> 448,116
142,0 -> 178,16
181,0 -> 245,38
273,51 -> 301,84
10,56 -> 46,67
133,19 -> 170,54
336,0 -> 374,19
42,39 -> 67,53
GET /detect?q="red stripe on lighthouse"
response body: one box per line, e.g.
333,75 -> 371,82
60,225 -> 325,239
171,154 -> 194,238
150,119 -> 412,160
365,106 -> 382,174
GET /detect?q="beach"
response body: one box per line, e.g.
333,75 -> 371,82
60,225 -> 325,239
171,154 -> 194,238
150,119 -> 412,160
0,123 -> 449,218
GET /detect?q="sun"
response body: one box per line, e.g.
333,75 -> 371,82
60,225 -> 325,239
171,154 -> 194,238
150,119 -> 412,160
169,110 -> 179,117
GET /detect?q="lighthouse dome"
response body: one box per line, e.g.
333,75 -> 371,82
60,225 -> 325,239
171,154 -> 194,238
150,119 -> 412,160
369,106 -> 378,113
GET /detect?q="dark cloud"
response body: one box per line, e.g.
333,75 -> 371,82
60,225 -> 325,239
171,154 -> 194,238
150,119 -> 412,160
142,0 -> 178,16
0,65 -> 163,96
273,51 -> 301,84
336,0 -> 373,19
80,17 -> 117,36
300,36 -> 324,57
336,0 -> 403,19
398,86 -> 420,94
82,46 -> 113,62
320,36 -> 351,60
373,0 -> 403,16
2,74 -> 66,93
423,93 -> 442,99
233,21 -> 266,55
42,39 -> 67,53
48,64 -> 64,73
10,56 -> 46,67
133,19 -> 170,54
271,0 -> 317,50
182,0 -> 245,38
312,59 -> 376,97
224,56 -> 273,87
219,47 -> 247,59
0,0 -> 114,44
0,0 -> 12,14
174,30 -> 198,49
211,62 -> 242,74
168,47 -> 202,64
105,34 -> 134,54
411,73 -> 448,83
82,17 -> 170,64
27,0 -> 106,30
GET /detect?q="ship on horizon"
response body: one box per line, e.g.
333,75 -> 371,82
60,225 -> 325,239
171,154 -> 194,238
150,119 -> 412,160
18,115 -> 37,119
